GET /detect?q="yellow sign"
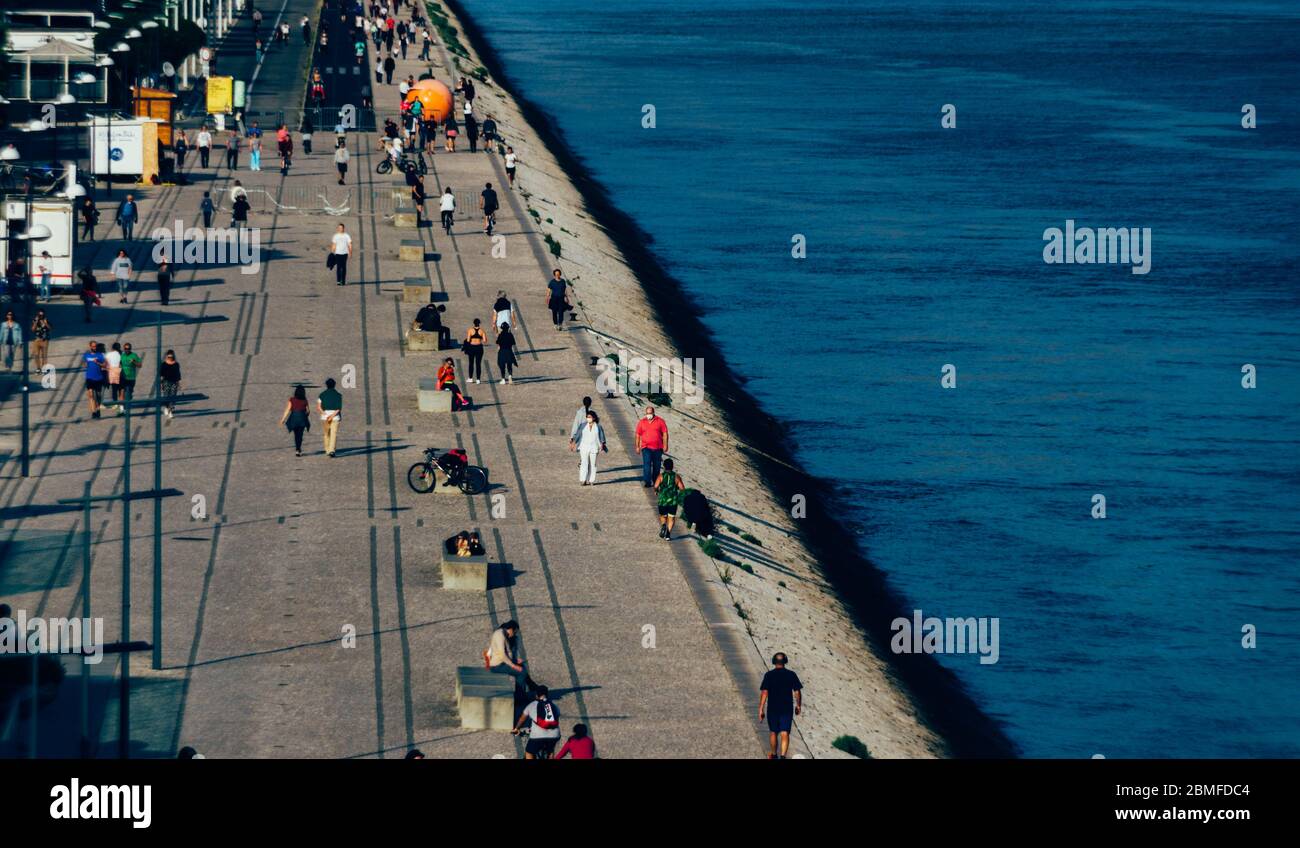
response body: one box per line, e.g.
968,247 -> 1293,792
206,76 -> 234,114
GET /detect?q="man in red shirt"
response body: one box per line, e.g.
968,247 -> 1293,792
634,405 -> 668,488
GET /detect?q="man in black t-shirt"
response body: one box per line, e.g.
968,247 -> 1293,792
759,652 -> 803,759
414,300 -> 451,349
480,182 -> 499,234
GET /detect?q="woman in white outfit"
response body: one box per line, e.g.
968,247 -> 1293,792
573,410 -> 607,486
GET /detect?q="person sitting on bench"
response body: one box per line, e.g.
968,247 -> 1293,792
414,300 -> 452,349
436,358 -> 471,410
436,448 -> 469,487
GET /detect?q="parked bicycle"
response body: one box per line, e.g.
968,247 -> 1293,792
408,447 -> 488,495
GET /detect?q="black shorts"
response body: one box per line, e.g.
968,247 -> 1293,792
85,378 -> 103,393
767,712 -> 794,733
483,206 -> 497,217
658,504 -> 679,517
505,167 -> 516,177
525,737 -> 558,757
121,378 -> 136,392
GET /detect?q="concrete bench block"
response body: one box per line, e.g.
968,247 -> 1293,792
417,377 -> 453,412
405,327 -> 441,352
455,665 -> 503,705
393,204 -> 418,228
398,239 -> 423,262
459,683 -> 516,731
441,552 -> 490,591
403,277 -> 432,303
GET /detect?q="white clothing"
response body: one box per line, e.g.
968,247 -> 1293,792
439,193 -> 455,212
331,232 -> 353,255
579,449 -> 599,484
110,257 -> 132,280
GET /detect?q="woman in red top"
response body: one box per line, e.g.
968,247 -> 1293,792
556,723 -> 596,759
279,384 -> 312,456
436,358 -> 470,411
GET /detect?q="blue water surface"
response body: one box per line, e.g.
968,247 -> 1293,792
459,0 -> 1300,757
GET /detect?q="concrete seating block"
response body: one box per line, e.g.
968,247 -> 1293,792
441,551 -> 490,591
455,665 -> 503,706
402,277 -> 432,303
457,671 -> 516,731
399,239 -> 423,262
393,204 -> 418,228
405,327 -> 440,352
417,377 -> 453,412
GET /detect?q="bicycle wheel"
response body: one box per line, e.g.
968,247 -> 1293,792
407,462 -> 437,493
376,159 -> 392,174
460,466 -> 488,495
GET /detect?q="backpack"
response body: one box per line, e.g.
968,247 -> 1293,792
531,699 -> 560,731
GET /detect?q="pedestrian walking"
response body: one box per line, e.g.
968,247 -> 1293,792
83,339 -> 106,418
159,350 -> 182,418
439,186 -> 455,234
573,410 -> 607,485
0,312 -> 21,371
120,342 -> 142,403
491,290 -> 513,333
334,140 -> 350,185
496,322 -> 518,384
317,377 -> 342,457
635,405 -> 668,487
547,267 -> 571,329
196,126 -> 213,167
444,114 -> 458,152
463,318 -> 485,383
654,458 -> 686,539
328,223 -> 352,285
465,112 -> 478,153
115,193 -> 139,241
157,259 -> 173,305
30,310 -> 50,373
410,173 -> 426,224
759,653 -> 803,759
301,116 -> 314,155
483,620 -> 541,696
568,396 -> 593,446
479,181 -> 497,234
249,131 -> 262,171
375,57 -> 384,83
504,146 -> 517,187
78,266 -> 99,323
512,686 -> 562,760
174,131 -> 188,169
482,115 -> 498,153
105,341 -> 123,408
232,191 -> 249,231
200,191 -> 215,228
36,250 -> 52,301
80,196 -> 98,240
420,27 -> 432,59
556,724 -> 596,759
279,384 -> 312,456
225,130 -> 240,169
252,7 -> 263,33
110,249 -> 132,304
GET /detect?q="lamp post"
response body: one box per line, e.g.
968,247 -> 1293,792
0,142 -> 53,479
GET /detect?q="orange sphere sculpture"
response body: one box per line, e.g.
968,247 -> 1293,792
406,79 -> 453,123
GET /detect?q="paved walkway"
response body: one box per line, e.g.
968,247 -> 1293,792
0,0 -> 773,758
